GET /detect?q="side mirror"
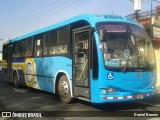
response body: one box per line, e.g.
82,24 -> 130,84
99,29 -> 106,42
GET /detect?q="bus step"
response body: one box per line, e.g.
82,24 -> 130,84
78,97 -> 90,102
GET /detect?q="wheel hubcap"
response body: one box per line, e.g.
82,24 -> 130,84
59,81 -> 68,97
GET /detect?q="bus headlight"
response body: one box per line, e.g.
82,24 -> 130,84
101,88 -> 116,93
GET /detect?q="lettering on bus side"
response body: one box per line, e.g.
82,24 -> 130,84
103,15 -> 123,20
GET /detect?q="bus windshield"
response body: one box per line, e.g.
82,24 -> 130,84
97,23 -> 155,71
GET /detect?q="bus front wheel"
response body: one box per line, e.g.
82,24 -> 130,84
58,75 -> 73,104
13,72 -> 20,88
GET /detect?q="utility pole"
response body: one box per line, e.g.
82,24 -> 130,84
151,0 -> 153,19
131,0 -> 142,20
151,0 -> 153,40
151,0 -> 160,41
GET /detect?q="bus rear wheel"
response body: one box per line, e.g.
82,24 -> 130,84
58,75 -> 73,104
13,72 -> 20,88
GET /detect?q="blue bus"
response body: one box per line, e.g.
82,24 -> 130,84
2,14 -> 157,103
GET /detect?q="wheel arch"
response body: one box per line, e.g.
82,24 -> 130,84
54,70 -> 73,97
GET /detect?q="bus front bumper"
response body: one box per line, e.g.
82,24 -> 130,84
91,90 -> 158,103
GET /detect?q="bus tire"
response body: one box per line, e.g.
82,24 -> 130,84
58,75 -> 73,104
13,72 -> 20,88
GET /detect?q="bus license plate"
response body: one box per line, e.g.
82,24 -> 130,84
136,94 -> 143,99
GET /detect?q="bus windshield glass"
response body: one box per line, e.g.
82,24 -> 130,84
97,23 -> 155,71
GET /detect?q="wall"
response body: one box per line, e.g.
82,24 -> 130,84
154,50 -> 160,93
0,52 -> 2,61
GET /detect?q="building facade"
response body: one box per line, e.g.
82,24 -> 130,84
127,6 -> 160,93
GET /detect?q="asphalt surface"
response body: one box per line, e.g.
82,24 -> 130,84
0,75 -> 160,120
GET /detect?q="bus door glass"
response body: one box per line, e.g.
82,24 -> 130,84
73,28 -> 90,99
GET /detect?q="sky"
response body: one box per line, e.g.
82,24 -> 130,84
0,0 -> 159,52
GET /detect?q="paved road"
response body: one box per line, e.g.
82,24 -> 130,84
0,76 -> 160,120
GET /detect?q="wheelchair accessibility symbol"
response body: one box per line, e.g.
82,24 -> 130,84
107,73 -> 114,80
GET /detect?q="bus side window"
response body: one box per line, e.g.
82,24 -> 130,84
57,26 -> 69,44
34,36 -> 43,57
57,26 -> 69,54
49,30 -> 57,55
21,40 -> 26,57
26,37 -> 33,57
43,33 -> 48,55
13,42 -> 21,58
16,42 -> 22,58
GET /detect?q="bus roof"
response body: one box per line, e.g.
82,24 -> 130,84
6,14 -> 143,44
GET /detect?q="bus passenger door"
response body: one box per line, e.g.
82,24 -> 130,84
7,45 -> 13,81
73,27 -> 90,99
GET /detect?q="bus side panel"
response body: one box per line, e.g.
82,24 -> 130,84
42,56 -> 72,93
9,57 -> 72,94
44,77 -> 54,93
2,60 -> 10,81
34,58 -> 45,91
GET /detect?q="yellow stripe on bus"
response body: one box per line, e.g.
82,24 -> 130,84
12,63 -> 24,70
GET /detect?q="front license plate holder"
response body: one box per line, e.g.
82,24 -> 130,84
136,94 -> 143,99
